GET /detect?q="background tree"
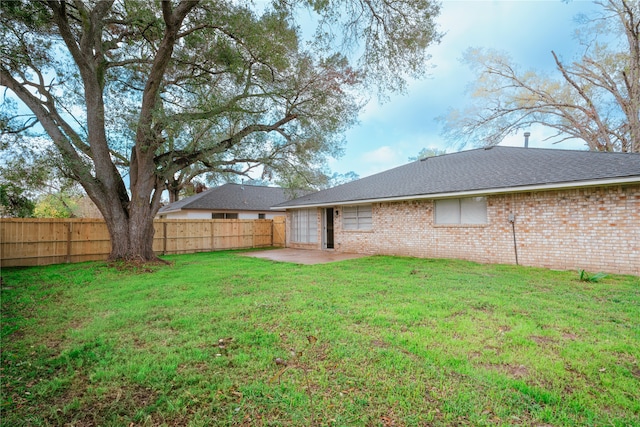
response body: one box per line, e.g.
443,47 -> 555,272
408,147 -> 446,161
0,0 -> 442,262
0,124 -> 85,214
33,192 -> 80,218
0,183 -> 34,217
439,0 -> 639,152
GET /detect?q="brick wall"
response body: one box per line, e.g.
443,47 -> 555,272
320,184 -> 638,275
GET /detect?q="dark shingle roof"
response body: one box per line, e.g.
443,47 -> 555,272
276,147 -> 640,208
159,183 -> 288,213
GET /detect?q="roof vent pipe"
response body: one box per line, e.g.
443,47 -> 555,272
524,132 -> 531,148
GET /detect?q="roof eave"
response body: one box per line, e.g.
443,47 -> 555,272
157,207 -> 182,214
274,176 -> 640,209
165,207 -> 286,212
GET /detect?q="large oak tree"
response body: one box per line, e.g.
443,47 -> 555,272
0,0 -> 441,261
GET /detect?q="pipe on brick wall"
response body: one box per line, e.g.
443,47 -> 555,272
509,213 -> 519,265
508,193 -> 520,266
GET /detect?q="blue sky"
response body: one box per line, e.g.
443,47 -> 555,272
330,0 -> 601,178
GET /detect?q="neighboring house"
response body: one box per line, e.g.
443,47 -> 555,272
274,147 -> 640,275
158,183 -> 288,219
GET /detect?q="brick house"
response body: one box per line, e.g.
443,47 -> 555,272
158,183 -> 288,219
274,147 -> 640,275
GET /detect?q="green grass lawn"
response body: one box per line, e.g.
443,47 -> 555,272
1,251 -> 639,426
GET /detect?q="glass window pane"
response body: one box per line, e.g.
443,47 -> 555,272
435,199 -> 460,224
343,206 -> 357,219
359,206 -> 372,229
342,205 -> 372,230
308,210 -> 317,242
461,197 -> 487,224
357,205 -> 372,217
291,209 -> 317,243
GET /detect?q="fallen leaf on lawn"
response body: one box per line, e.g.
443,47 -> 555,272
268,366 -> 289,384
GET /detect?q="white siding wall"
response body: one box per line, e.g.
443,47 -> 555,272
159,210 -> 285,219
161,211 -> 211,219
238,212 -> 284,219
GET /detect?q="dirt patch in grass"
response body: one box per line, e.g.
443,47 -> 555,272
177,361 -> 210,375
107,258 -> 169,273
44,381 -> 160,426
379,408 -> 406,427
529,335 -> 557,345
371,339 -> 390,348
446,311 -> 466,321
481,362 -> 529,379
467,350 -> 483,360
483,344 -> 503,356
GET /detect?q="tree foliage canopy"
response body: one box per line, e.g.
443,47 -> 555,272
408,147 -> 446,161
440,0 -> 639,153
0,0 -> 441,260
0,183 -> 34,217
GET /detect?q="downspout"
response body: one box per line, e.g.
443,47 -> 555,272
509,212 -> 519,265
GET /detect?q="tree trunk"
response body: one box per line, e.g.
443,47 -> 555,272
88,183 -> 160,262
167,178 -> 181,203
103,217 -> 158,262
128,214 -> 158,262
169,189 -> 179,204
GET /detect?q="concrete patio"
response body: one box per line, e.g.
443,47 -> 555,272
242,248 -> 368,265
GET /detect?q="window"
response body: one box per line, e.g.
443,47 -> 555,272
258,213 -> 266,219
291,209 -> 318,243
212,212 -> 238,219
342,205 -> 372,230
434,197 -> 487,224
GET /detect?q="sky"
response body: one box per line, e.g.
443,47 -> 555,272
329,0 -> 602,179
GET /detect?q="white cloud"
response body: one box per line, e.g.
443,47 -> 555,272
362,146 -> 399,163
358,146 -> 405,177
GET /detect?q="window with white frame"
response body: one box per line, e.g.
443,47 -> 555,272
212,212 -> 238,219
291,209 -> 318,243
342,205 -> 372,230
434,197 -> 487,224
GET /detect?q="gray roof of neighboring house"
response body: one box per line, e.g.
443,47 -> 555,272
275,146 -> 640,208
159,183 -> 289,213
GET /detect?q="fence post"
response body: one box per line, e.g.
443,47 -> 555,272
66,221 -> 72,263
211,218 -> 216,252
162,221 -> 167,255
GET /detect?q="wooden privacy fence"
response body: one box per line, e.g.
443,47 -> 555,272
0,217 -> 286,267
